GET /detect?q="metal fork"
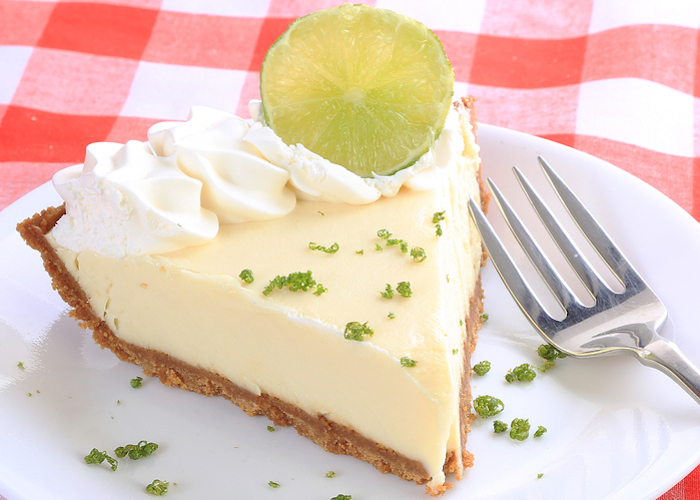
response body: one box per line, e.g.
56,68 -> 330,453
468,156 -> 700,405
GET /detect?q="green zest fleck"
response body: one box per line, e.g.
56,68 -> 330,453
377,229 -> 392,240
263,271 -> 326,296
537,343 -> 566,372
264,275 -> 287,294
309,241 -> 339,253
480,313 -> 489,322
473,395 -> 505,418
378,228 -> 424,259
538,473 -> 544,479
114,440 -> 159,460
146,479 -> 169,496
17,361 -> 25,370
537,344 -> 566,361
387,238 -> 409,253
239,268 -> 254,284
473,360 -> 491,376
318,211 -> 325,216
281,271 -> 314,291
452,348 -> 459,355
410,246 -> 427,262
400,356 -> 418,367
505,363 -> 537,383
325,471 -> 336,478
510,418 -> 531,441
433,211 -> 446,236
380,284 -> 394,299
268,481 -> 280,488
344,321 -> 374,341
331,496 -> 352,500
534,425 -> 547,438
355,249 -> 364,255
84,448 -> 118,471
540,359 -> 556,372
374,243 -> 383,251
267,425 -> 275,432
396,281 -> 412,298
493,420 -> 508,433
130,376 -> 143,388
388,312 -> 395,319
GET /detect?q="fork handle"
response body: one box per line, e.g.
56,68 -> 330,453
638,337 -> 700,405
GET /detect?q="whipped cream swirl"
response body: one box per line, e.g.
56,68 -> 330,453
245,100 -> 465,203
149,106 -> 296,224
51,140 -> 219,258
51,100 -> 465,257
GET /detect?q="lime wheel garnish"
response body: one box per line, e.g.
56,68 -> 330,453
260,4 -> 454,177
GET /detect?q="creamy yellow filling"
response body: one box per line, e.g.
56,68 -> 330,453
48,106 -> 482,489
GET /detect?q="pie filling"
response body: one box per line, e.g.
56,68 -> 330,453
18,98 -> 488,495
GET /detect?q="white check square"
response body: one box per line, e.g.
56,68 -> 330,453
121,62 -> 247,120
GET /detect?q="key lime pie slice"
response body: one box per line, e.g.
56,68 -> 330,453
18,5 -> 488,495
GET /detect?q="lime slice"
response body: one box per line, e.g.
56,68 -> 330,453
260,4 -> 454,178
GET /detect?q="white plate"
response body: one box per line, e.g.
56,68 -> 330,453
1,125 -> 699,500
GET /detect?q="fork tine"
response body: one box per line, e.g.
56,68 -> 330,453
537,156 -> 640,287
468,197 -> 552,326
487,177 -> 579,310
513,165 -> 609,298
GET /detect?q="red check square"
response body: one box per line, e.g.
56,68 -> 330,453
435,31 -> 479,83
0,160 -> 72,210
0,106 -> 116,163
471,35 -> 587,89
248,17 -> 295,72
583,25 -> 697,97
0,0 -> 56,46
143,11 -> 264,70
37,2 -> 158,59
12,48 -> 138,116
107,116 -> 163,144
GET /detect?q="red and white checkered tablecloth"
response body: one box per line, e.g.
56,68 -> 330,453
1,0 -> 699,498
